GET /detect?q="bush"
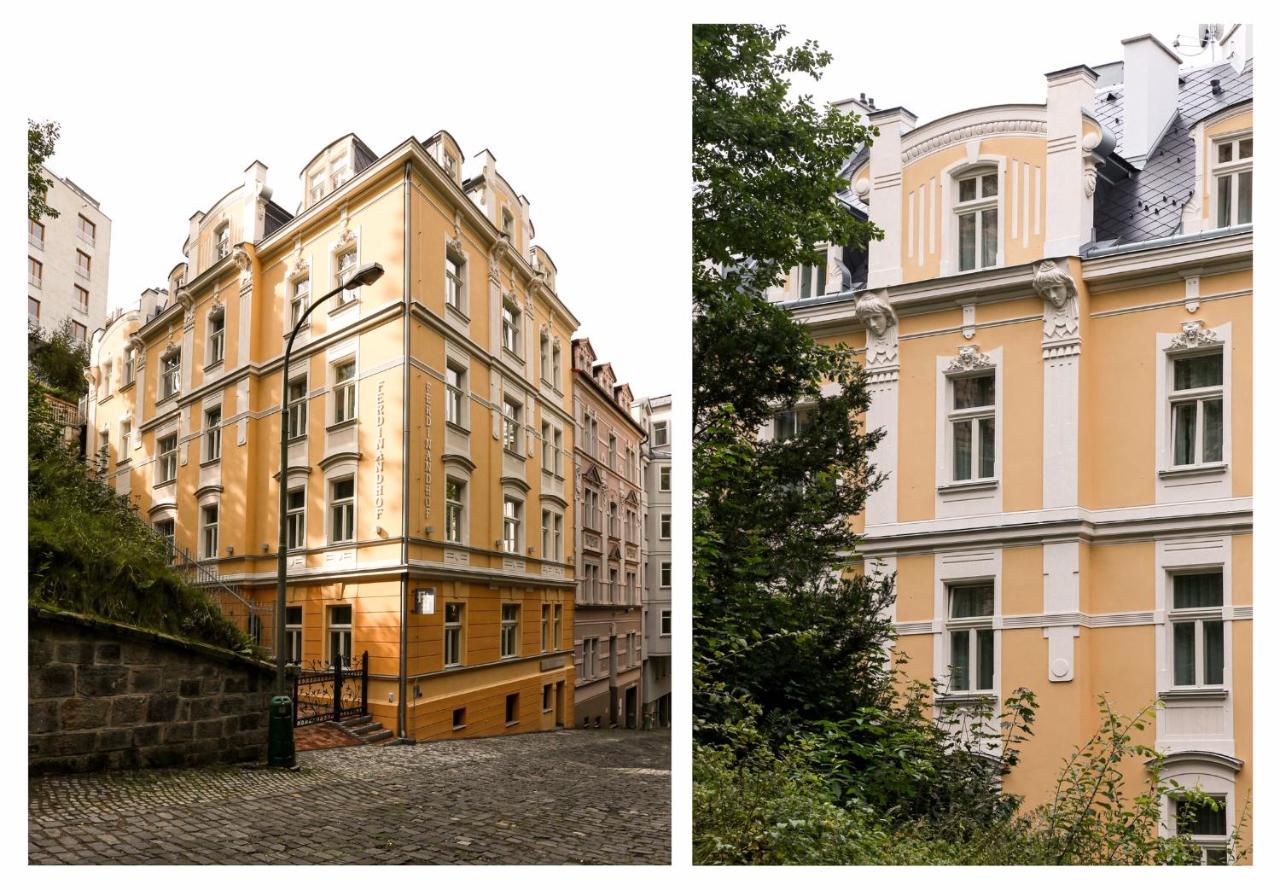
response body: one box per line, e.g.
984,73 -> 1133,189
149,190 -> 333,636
28,378 -> 249,654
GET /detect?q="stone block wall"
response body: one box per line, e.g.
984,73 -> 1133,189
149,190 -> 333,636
29,606 -> 274,774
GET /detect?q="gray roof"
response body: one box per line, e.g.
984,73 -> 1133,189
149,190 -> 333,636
1092,60 -> 1252,245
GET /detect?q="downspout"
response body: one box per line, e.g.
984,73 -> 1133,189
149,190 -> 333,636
398,159 -> 412,738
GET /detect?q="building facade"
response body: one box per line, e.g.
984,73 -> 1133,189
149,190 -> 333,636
85,131 -> 581,741
571,339 -> 646,728
633,394 -> 672,728
29,166 -> 112,343
773,27 -> 1252,860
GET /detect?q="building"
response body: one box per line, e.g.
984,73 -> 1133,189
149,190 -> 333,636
571,339 -> 646,728
633,394 -> 672,728
771,27 -> 1252,861
28,166 -> 112,343
85,131 -> 581,741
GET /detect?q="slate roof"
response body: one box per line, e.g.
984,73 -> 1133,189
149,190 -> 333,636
1092,60 -> 1252,245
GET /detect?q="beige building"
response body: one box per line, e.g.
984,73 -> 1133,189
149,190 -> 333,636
28,166 -> 112,343
633,394 -> 672,728
775,27 -> 1252,861
572,339 -> 646,728
85,130 -> 581,741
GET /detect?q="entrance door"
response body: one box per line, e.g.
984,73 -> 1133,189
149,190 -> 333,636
625,685 -> 637,729
554,681 -> 565,728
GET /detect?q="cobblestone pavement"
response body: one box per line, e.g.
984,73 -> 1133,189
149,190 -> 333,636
29,729 -> 670,865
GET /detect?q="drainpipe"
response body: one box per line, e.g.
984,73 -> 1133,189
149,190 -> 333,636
398,159 -> 412,738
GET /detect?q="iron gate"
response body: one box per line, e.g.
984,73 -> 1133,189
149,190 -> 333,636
292,651 -> 369,726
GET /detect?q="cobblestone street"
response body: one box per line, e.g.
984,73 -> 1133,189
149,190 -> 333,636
29,729 -> 670,865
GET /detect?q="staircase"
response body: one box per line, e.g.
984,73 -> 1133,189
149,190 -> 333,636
338,714 -> 394,745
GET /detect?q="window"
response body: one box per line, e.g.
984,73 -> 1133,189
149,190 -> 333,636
551,341 -> 562,388
329,477 -> 355,543
652,420 -> 669,448
553,604 -> 562,648
201,504 -> 219,560
609,502 -> 620,539
798,256 -> 827,299
70,321 -> 87,343
29,218 -> 44,249
501,300 -> 521,355
445,255 -> 464,311
287,376 -> 308,439
309,171 -> 327,205
28,256 -> 42,288
774,407 -> 813,442
78,214 -> 96,245
214,224 -> 230,260
75,285 -> 90,313
501,603 -> 519,657
1170,573 -> 1224,688
290,277 -> 310,329
328,604 -> 353,668
502,397 -> 522,453
949,371 -> 996,481
540,509 -> 563,560
541,604 -> 551,652
286,488 -> 306,550
444,152 -> 457,178
328,154 -> 350,190
608,434 -> 617,470
445,362 -> 465,427
28,297 -> 40,325
119,420 -> 131,458
584,488 -> 600,531
101,361 -> 112,397
155,519 -> 176,562
335,250 -> 358,302
1170,351 -> 1223,466
74,250 -> 91,279
203,407 -> 222,462
285,606 -> 302,665
955,169 -> 999,272
1213,135 -> 1252,228
580,637 -> 598,679
660,513 -> 671,540
123,347 -> 135,386
660,561 -> 672,588
1175,796 -> 1230,864
661,609 -> 672,636
659,465 -> 671,492
157,434 -> 178,483
161,350 -> 181,400
543,684 -> 553,711
444,478 -> 465,543
946,583 -> 995,693
452,707 -> 466,730
540,331 -> 551,382
502,496 -> 522,553
444,602 -> 463,667
505,692 -> 519,724
333,361 -> 356,424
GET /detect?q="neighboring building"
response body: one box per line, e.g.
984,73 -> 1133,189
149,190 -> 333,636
28,166 -> 112,343
773,27 -> 1252,861
85,131 -> 580,741
571,338 -> 646,728
633,394 -> 672,728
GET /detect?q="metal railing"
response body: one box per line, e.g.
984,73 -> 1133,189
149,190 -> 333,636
293,651 -> 369,727
171,544 -> 275,658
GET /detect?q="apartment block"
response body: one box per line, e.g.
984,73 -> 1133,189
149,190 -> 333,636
633,394 -> 672,729
28,166 -> 111,342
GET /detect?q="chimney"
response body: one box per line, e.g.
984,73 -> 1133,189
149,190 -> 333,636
1118,34 -> 1181,169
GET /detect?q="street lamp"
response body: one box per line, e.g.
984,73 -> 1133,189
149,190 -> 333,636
268,261 -> 384,767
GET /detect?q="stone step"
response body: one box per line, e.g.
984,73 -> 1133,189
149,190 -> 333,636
339,714 -> 373,729
351,721 -> 386,737
364,729 -> 394,743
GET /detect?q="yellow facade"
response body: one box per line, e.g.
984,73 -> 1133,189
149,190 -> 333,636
88,132 -> 582,741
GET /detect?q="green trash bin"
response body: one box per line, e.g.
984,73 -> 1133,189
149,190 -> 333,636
268,695 -> 295,767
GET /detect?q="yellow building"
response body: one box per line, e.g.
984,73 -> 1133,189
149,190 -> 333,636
773,29 -> 1252,861
86,131 -> 581,741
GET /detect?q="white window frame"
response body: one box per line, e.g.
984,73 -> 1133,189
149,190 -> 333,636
1156,324 -> 1231,503
541,603 -> 551,652
445,252 -> 465,314
1167,571 -> 1226,690
659,465 -> 671,493
795,254 -> 827,300
946,370 -> 997,483
500,602 -> 519,657
953,167 -> 1000,272
445,361 -> 467,428
445,476 -> 466,544
203,406 -> 222,463
502,397 -> 522,454
157,433 -> 178,484
287,375 -> 308,440
327,604 -> 353,668
501,300 -> 521,356
660,609 -> 672,636
123,347 -> 136,386
207,311 -> 225,366
652,420 -> 669,448
286,486 -> 306,551
1168,349 -> 1224,469
540,330 -> 551,383
660,561 -> 672,588
660,513 -> 671,541
551,340 -> 562,389
284,605 -> 303,665
334,248 -> 359,304
119,419 -> 132,459
502,496 -> 522,553
329,475 -> 356,544
200,503 -> 219,560
214,224 -> 230,261
290,276 -> 311,330
1210,133 -> 1252,229
944,581 -> 996,694
155,518 -> 176,561
444,602 -> 464,667
553,603 -> 562,649
332,360 -> 357,425
160,350 -> 181,401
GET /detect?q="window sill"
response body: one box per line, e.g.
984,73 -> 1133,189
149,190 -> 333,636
199,457 -> 221,468
1158,462 -> 1228,480
204,359 -> 224,372
329,298 -> 359,315
505,720 -> 519,727
287,434 -> 308,444
116,458 -> 131,467
1159,687 -> 1228,702
154,479 -> 177,490
503,447 -> 525,460
282,323 -> 310,339
452,724 -> 466,732
120,381 -> 135,393
936,691 -> 997,706
501,347 -> 524,364
937,478 -> 999,494
445,420 -> 470,435
327,419 -> 358,433
157,393 -> 180,406
445,303 -> 470,324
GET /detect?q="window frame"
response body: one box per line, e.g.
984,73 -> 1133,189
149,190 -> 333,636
445,361 -> 467,429
502,496 -> 522,554
286,486 -> 307,551
214,224 -> 230,261
157,433 -> 178,484
329,475 -> 356,544
501,299 -> 521,357
502,396 -> 523,454
944,581 -> 996,694
160,350 -> 181,401
953,167 -> 1001,272
500,602 -> 520,658
444,602 -> 464,667
332,360 -> 357,425
203,406 -> 222,463
1211,133 -> 1252,229
327,603 -> 353,668
660,609 -> 672,637
290,276 -> 311,330
286,375 -> 309,440
334,248 -> 359,304
284,605 -> 303,665
1168,349 -> 1224,469
74,285 -> 90,313
1168,571 -> 1226,689
75,250 -> 91,279
200,503 -> 220,560
947,370 -> 998,483
77,214 -> 96,245
29,218 -> 45,249
445,477 -> 466,544
660,561 -> 672,588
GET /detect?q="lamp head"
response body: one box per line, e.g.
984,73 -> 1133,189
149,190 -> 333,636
344,262 -> 384,289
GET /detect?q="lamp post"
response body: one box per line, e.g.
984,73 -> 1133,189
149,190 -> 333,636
268,260 -> 384,767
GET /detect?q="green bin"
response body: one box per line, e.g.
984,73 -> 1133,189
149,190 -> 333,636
268,695 -> 295,767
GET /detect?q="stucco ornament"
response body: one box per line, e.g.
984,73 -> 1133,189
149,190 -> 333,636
855,290 -> 898,367
175,288 -> 196,327
1166,320 -> 1220,352
1033,260 -> 1080,340
946,345 -> 994,373
231,246 -> 252,287
826,253 -> 854,295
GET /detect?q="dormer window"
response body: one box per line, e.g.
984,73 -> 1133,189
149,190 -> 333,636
955,169 -> 999,272
1213,135 -> 1252,228
444,152 -> 457,179
309,171 -> 327,204
215,224 -> 230,261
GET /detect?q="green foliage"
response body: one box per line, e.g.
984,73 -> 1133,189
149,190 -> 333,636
29,319 -> 90,403
28,119 -> 61,222
28,379 -> 250,654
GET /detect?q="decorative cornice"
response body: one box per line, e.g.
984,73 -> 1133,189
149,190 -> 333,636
903,119 -> 1047,164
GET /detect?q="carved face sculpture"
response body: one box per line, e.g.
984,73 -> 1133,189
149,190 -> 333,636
1045,282 -> 1070,310
866,309 -> 888,338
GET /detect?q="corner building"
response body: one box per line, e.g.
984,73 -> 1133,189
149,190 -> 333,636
86,131 -> 580,740
772,28 -> 1252,861
571,339 -> 646,728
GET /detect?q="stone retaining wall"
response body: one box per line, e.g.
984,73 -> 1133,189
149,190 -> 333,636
29,606 -> 275,774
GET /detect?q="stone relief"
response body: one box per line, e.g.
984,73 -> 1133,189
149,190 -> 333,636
1166,320 -> 1220,352
854,290 -> 898,367
1032,259 -> 1079,341
946,345 -> 994,374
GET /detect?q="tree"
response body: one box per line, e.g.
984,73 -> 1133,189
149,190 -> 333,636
29,119 -> 61,222
29,319 -> 90,403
